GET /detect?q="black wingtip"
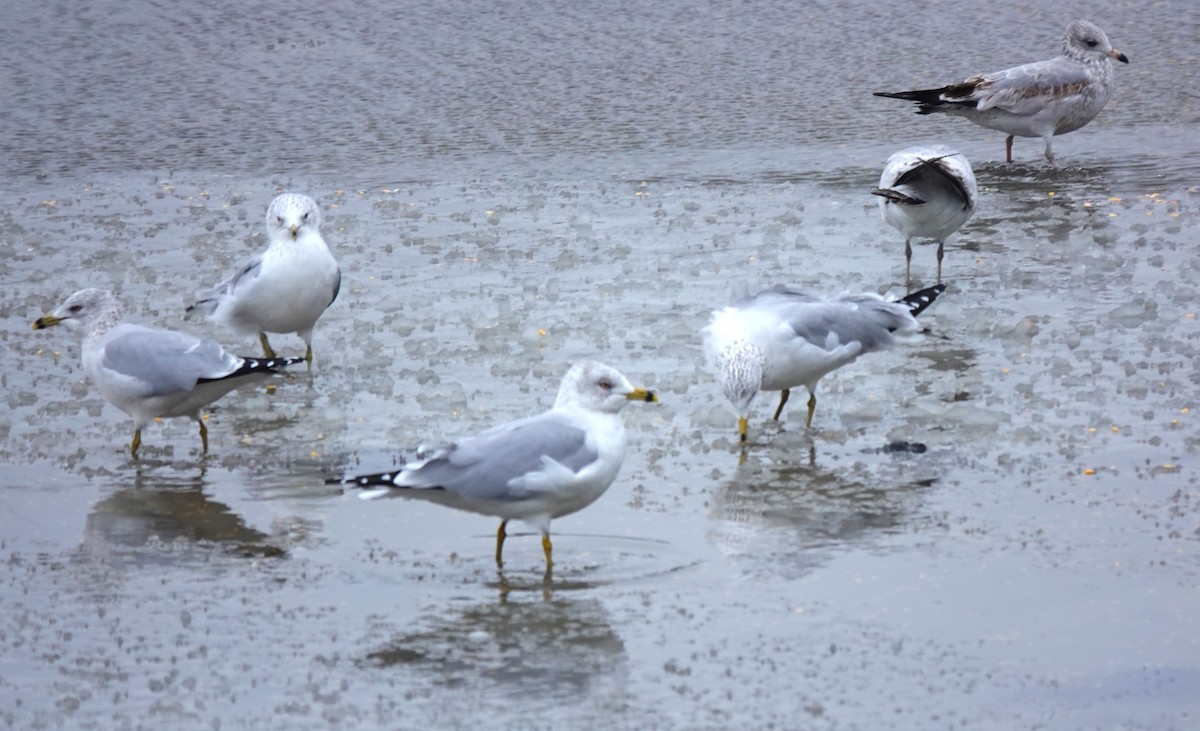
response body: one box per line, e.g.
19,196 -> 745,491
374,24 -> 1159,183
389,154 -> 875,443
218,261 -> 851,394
902,283 -> 948,317
325,471 -> 407,489
874,88 -> 939,103
876,85 -> 978,113
238,355 -> 307,371
871,187 -> 926,205
195,354 -> 306,384
183,299 -> 214,322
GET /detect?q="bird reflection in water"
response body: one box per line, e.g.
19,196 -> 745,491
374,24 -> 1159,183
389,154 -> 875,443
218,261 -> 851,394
712,432 -> 939,578
363,595 -> 628,704
82,469 -> 286,562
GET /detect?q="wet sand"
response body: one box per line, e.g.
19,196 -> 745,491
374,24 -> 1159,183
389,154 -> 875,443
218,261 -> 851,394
2,1 -> 1198,728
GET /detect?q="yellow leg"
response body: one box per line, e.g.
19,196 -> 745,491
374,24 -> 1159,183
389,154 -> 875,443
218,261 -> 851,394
905,239 -> 913,291
772,388 -> 790,421
805,392 -> 817,428
738,416 -> 749,443
304,344 -> 313,365
541,533 -> 553,568
198,419 -> 209,453
495,520 -> 508,567
258,332 -> 276,359
130,429 -> 142,458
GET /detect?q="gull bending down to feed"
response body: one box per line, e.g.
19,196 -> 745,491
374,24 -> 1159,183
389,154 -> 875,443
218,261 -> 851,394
706,284 -> 946,442
33,288 -> 302,457
187,193 -> 341,364
329,361 -> 657,572
872,145 -> 977,287
875,20 -> 1129,165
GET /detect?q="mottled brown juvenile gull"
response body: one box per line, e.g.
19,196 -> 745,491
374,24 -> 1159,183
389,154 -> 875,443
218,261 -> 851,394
875,20 -> 1129,165
705,284 -> 946,442
329,361 -> 658,571
34,288 -> 302,457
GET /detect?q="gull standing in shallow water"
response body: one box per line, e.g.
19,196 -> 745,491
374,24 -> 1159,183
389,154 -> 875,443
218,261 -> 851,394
705,284 -> 946,442
872,145 -> 977,287
874,20 -> 1129,165
187,193 -> 340,364
33,288 -> 303,457
329,361 -> 657,572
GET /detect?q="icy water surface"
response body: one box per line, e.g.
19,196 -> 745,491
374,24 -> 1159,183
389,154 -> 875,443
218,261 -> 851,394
2,0 -> 1199,729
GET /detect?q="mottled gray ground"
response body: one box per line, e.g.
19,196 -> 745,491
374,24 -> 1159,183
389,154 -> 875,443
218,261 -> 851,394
2,0 -> 1198,729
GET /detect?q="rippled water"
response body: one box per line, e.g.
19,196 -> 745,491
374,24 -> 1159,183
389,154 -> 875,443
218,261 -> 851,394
2,0 -> 1198,729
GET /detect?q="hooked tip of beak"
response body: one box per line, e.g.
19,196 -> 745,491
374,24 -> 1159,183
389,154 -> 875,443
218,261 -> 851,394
1111,49 -> 1129,63
289,224 -> 300,239
32,315 -> 60,330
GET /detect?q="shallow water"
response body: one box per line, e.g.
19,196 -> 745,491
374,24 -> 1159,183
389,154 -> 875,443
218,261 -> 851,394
2,0 -> 1199,729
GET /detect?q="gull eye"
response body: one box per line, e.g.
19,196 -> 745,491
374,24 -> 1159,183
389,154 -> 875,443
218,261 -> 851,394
1085,39 -> 1098,47
68,304 -> 83,313
302,211 -> 310,222
275,216 -> 284,225
598,379 -> 613,391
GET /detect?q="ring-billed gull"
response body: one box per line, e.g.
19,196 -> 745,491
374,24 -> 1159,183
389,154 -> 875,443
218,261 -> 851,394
874,20 -> 1129,165
705,284 -> 946,442
186,193 -> 340,364
329,361 -> 657,571
872,145 -> 977,286
33,288 -> 303,457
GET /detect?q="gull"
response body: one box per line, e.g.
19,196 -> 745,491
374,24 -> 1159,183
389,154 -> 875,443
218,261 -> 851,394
187,193 -> 340,364
329,361 -> 657,571
33,288 -> 303,457
872,145 -> 977,286
705,284 -> 946,442
874,19 -> 1129,165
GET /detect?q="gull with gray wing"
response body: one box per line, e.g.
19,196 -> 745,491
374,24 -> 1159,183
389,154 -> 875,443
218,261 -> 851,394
873,145 -> 977,287
187,193 -> 340,364
705,284 -> 945,442
329,361 -> 657,571
33,288 -> 302,457
875,20 -> 1129,165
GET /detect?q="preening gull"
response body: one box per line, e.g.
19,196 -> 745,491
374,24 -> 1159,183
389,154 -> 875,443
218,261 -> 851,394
872,145 -> 977,286
705,284 -> 946,442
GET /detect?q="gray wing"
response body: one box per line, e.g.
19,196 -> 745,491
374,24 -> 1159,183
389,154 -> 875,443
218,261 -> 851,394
746,288 -> 912,351
805,295 -> 915,346
219,255 -> 264,296
924,155 -> 976,209
186,255 -> 264,318
101,324 -> 237,397
399,411 -> 595,501
199,255 -> 263,300
964,57 -> 1092,115
735,284 -> 820,309
884,148 -> 976,210
329,266 -> 341,306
